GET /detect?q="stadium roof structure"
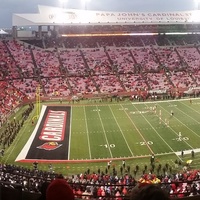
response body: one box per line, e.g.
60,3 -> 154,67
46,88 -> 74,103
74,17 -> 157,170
12,5 -> 200,27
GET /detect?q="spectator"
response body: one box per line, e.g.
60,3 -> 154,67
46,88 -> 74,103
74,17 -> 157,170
130,184 -> 170,200
46,179 -> 74,200
37,181 -> 50,200
191,150 -> 195,158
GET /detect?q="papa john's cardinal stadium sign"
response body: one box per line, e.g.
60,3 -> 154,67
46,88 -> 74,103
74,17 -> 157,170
12,5 -> 200,26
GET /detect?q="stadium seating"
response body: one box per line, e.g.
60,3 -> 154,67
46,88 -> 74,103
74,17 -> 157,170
1,34 -> 200,199
1,163 -> 200,199
1,35 -> 200,115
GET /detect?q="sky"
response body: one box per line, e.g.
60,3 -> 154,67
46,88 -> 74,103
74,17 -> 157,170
0,0 -> 199,28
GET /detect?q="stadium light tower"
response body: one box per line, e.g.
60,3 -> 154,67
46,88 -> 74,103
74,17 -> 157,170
82,0 -> 91,10
195,0 -> 200,9
59,0 -> 68,9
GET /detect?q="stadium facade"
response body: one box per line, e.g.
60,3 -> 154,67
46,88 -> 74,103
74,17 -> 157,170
12,5 -> 200,38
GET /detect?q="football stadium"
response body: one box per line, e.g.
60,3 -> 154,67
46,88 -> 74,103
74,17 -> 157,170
1,2 -> 200,200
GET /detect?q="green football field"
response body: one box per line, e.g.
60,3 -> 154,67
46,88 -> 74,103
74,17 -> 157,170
2,97 -> 200,176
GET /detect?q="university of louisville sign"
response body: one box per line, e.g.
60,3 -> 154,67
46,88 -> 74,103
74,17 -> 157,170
12,5 -> 200,26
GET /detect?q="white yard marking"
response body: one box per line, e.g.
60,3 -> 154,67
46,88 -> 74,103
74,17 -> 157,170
109,105 -> 134,156
121,104 -> 154,155
159,104 -> 196,149
68,106 -> 72,159
96,106 -> 113,158
84,106 -> 92,159
135,103 -> 184,161
175,148 -> 200,156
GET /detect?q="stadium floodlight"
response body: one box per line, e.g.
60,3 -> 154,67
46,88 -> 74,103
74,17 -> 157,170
59,0 -> 68,9
194,0 -> 200,10
81,0 -> 91,9
81,0 -> 91,2
59,0 -> 68,2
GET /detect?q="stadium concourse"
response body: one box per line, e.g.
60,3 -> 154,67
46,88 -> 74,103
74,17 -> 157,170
1,5 -> 200,200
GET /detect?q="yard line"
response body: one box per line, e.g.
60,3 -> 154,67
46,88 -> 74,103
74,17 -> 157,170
158,104 -> 194,149
96,106 -> 113,158
121,104 -> 154,155
68,106 -> 72,159
174,102 -> 200,139
109,105 -> 134,156
181,101 -> 200,115
84,106 -> 92,159
133,104 -> 183,161
128,98 -> 200,105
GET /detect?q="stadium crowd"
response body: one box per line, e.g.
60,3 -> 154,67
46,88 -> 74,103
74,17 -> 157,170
1,161 -> 200,199
1,34 -> 200,199
0,35 -> 200,102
